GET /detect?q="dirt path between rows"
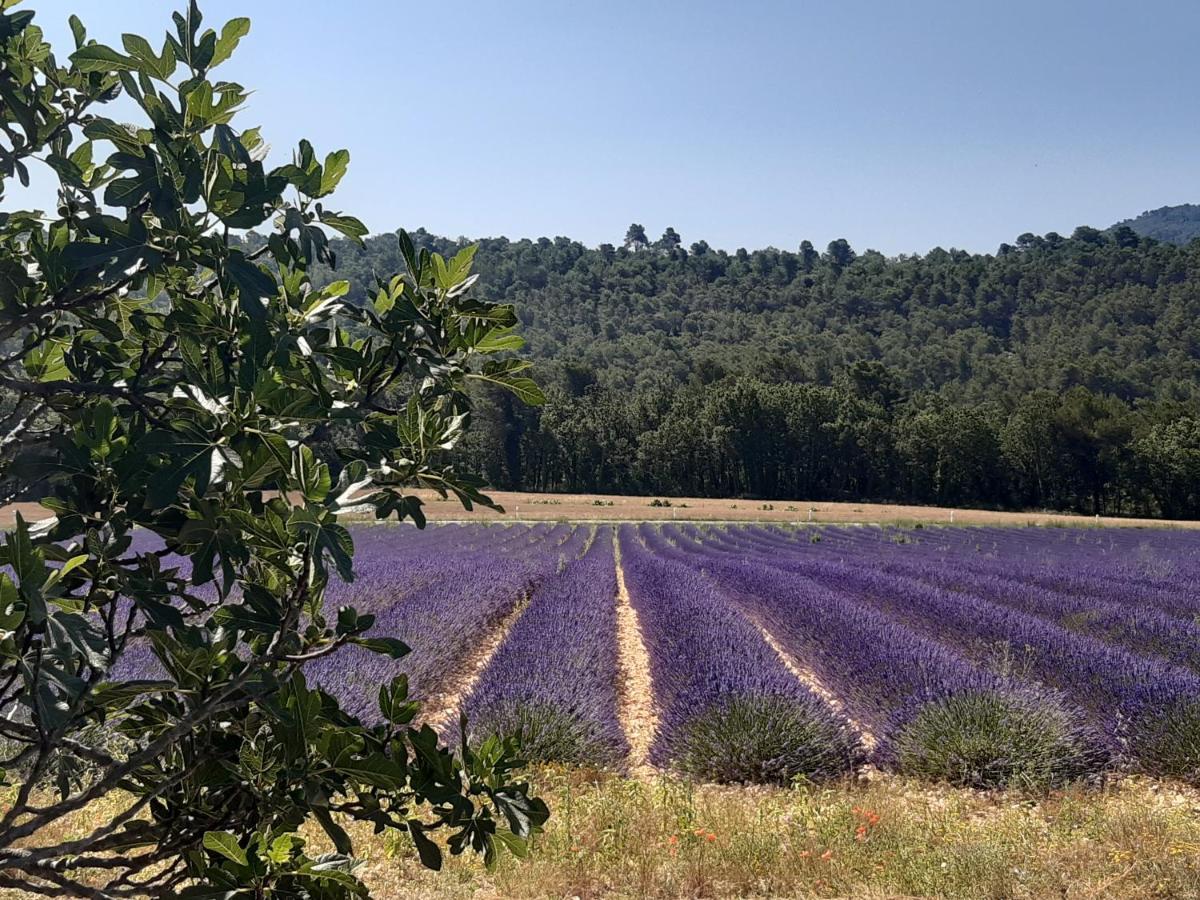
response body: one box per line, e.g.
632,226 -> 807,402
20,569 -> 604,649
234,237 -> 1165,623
750,616 -> 878,751
612,538 -> 660,779
422,592 -> 532,735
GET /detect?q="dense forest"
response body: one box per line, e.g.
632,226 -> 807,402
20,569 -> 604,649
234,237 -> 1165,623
299,219 -> 1200,518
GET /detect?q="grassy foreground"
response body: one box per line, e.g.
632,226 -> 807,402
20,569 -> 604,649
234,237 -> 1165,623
345,769 -> 1200,898
18,768 -> 1198,899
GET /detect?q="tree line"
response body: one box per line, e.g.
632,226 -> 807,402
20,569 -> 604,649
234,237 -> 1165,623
299,222 -> 1200,517
453,376 -> 1199,517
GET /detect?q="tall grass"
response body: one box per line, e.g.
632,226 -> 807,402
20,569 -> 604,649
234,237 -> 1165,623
339,769 -> 1200,899
8,770 -> 1200,898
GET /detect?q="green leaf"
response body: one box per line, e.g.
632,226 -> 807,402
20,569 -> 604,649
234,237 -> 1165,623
23,339 -> 69,382
475,327 -> 525,353
295,863 -> 366,894
202,831 -> 248,866
104,169 -> 159,208
7,513 -> 47,595
446,244 -> 478,286
351,637 -> 410,659
492,789 -> 550,839
317,149 -> 349,197
68,14 -> 86,48
209,17 -> 250,68
68,140 -> 93,173
398,230 -> 419,275
334,753 -> 405,789
211,602 -> 278,634
468,371 -> 545,406
70,44 -> 139,73
88,680 -> 175,710
226,252 -> 277,322
121,32 -> 175,80
319,211 -> 368,244
293,446 -> 332,503
83,118 -> 148,155
289,508 -> 354,582
43,554 -> 88,591
378,675 -> 417,725
408,822 -> 443,871
265,833 -> 296,865
312,808 -> 353,856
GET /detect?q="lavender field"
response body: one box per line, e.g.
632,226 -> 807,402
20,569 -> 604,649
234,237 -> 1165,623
304,523 -> 1200,788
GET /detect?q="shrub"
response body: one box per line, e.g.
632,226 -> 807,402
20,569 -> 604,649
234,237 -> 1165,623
471,701 -> 624,768
671,694 -> 863,785
890,691 -> 1104,790
1125,697 -> 1200,783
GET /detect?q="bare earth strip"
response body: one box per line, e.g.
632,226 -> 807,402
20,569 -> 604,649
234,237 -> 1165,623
421,591 -> 533,735
612,539 -> 660,778
407,491 -> 1198,528
750,615 -> 878,751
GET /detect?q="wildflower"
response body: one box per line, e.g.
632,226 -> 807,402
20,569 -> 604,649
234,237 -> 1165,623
799,850 -> 811,858
705,833 -> 717,843
667,835 -> 678,845
693,828 -> 705,837
821,849 -> 834,861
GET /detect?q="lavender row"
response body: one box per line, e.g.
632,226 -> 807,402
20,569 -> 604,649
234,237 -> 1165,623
307,526 -> 585,720
616,526 -> 860,783
461,528 -> 628,766
693,525 -> 1200,672
868,556 -> 1200,674
643,528 -> 1032,727
715,524 -> 1200,623
683,532 -> 1200,778
641,526 -> 1105,787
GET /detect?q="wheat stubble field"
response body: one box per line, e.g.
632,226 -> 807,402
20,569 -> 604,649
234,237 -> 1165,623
6,491 -> 1200,530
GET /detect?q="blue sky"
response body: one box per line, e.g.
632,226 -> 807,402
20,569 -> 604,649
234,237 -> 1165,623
18,0 -> 1200,255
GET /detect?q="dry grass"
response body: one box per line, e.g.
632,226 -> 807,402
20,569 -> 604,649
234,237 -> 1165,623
7,770 -> 1200,898
405,491 -> 1200,528
329,769 -> 1200,899
4,492 -> 1197,530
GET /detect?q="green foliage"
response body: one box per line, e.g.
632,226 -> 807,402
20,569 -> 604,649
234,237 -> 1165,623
1135,417 -> 1200,518
891,692 -> 1104,790
671,694 -> 864,786
0,4 -> 545,896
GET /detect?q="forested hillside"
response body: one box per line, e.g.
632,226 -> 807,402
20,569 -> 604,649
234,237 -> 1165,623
1113,204 -> 1200,245
307,223 -> 1200,517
